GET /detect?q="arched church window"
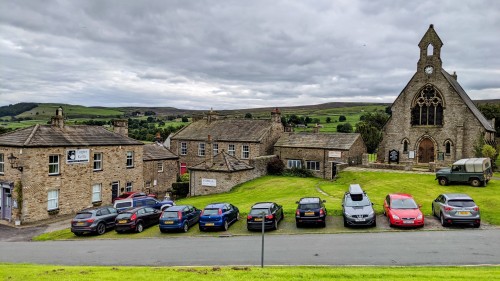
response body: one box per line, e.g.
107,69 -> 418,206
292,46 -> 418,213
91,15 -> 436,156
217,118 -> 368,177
427,44 -> 434,56
444,140 -> 452,155
411,85 -> 444,126
402,139 -> 409,153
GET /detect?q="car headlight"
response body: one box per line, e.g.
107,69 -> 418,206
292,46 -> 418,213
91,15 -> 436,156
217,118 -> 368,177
417,214 -> 423,220
368,211 -> 375,217
392,214 -> 400,220
344,212 -> 352,218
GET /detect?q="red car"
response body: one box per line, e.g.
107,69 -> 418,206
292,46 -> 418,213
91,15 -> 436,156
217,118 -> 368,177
383,194 -> 424,227
112,191 -> 156,203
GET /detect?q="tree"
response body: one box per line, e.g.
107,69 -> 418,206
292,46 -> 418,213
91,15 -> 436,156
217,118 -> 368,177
339,115 -> 346,122
181,116 -> 189,122
337,123 -> 353,133
355,111 -> 390,153
267,157 -> 285,175
326,117 -> 332,123
477,103 -> 500,136
244,113 -> 253,119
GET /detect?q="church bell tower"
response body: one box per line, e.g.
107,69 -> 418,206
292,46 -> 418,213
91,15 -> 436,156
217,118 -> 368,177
417,24 -> 443,77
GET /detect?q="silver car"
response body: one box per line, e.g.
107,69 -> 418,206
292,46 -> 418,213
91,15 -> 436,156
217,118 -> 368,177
432,193 -> 480,228
342,184 -> 376,227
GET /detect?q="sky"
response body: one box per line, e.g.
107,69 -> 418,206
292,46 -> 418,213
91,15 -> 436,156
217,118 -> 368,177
1,1 -> 499,110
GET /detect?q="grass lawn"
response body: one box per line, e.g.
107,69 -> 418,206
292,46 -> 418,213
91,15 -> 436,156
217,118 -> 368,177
1,264 -> 499,281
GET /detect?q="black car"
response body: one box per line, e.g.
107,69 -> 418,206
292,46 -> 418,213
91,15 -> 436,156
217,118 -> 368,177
115,206 -> 161,233
247,202 -> 284,231
295,197 -> 327,227
342,184 -> 376,227
71,206 -> 118,236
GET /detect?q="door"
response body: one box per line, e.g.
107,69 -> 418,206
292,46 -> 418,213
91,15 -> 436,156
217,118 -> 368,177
111,182 -> 119,201
1,186 -> 12,221
331,163 -> 337,179
418,138 -> 435,163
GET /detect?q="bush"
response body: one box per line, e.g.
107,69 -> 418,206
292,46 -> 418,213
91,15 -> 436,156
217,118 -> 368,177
283,167 -> 315,178
337,122 -> 353,133
171,182 -> 189,199
339,115 -> 346,122
180,172 -> 190,182
267,157 -> 285,175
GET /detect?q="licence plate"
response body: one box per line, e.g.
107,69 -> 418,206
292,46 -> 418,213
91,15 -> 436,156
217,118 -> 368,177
164,221 -> 174,224
205,223 -> 214,226
118,220 -> 127,224
305,212 -> 315,216
403,220 -> 414,224
457,211 -> 471,216
76,222 -> 85,226
254,218 -> 263,222
355,218 -> 364,222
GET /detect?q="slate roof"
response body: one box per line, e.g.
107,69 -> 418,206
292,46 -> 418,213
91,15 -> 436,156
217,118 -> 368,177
143,143 -> 178,161
274,132 -> 362,150
0,124 -> 143,147
441,69 -> 496,132
189,151 -> 254,172
171,119 -> 273,142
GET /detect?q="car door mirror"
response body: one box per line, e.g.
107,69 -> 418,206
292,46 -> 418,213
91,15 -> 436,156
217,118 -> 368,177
322,200 -> 326,203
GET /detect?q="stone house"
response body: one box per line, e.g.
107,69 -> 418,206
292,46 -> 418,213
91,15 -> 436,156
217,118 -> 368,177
170,108 -> 284,173
0,108 -> 144,223
142,143 -> 179,198
378,25 -> 496,165
274,132 -> 367,179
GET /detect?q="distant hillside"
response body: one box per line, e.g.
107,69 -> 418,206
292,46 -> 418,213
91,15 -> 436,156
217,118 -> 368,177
0,103 -> 38,117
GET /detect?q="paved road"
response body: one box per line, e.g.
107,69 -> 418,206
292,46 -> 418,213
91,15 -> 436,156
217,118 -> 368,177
1,229 -> 499,266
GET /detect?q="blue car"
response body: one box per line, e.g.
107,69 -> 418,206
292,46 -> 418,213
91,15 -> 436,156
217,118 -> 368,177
199,203 -> 239,231
159,205 -> 201,233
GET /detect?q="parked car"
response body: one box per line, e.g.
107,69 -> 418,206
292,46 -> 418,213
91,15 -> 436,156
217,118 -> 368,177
342,184 -> 376,227
112,191 -> 156,203
383,193 -> 424,227
247,202 -> 284,231
432,193 -> 481,227
159,205 -> 201,233
199,203 -> 239,231
114,197 -> 174,212
115,206 -> 161,233
295,197 -> 327,227
435,158 -> 492,187
71,206 -> 118,236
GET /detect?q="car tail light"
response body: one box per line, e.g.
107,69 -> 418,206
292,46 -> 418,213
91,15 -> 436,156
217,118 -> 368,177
474,207 -> 479,211
444,206 -> 453,212
247,215 -> 253,220
178,211 -> 182,220
86,219 -> 95,224
319,209 -> 325,216
218,209 -> 222,215
130,213 -> 137,221
296,209 -> 300,216
265,214 -> 273,219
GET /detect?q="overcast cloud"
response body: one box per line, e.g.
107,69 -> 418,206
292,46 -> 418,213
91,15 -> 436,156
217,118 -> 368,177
1,0 -> 499,109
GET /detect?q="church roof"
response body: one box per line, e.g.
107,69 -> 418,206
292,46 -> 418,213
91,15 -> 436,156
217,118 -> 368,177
441,69 -> 496,132
143,143 -> 178,161
0,124 -> 143,147
274,132 -> 363,150
189,151 -> 254,172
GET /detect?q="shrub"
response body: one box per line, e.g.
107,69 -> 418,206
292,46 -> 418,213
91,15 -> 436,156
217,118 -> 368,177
180,172 -> 190,182
267,157 -> 285,175
339,115 -> 346,122
171,182 -> 189,199
283,167 -> 315,178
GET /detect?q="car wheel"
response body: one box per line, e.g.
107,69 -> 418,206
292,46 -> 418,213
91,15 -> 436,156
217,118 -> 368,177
321,221 -> 326,228
470,178 -> 481,187
473,221 -> 481,228
183,222 -> 189,233
440,213 -> 448,227
273,219 -> 278,230
136,222 -> 144,233
223,220 -> 229,231
199,226 -> 205,232
281,212 -> 285,221
73,232 -> 83,237
372,219 -> 377,227
388,215 -> 393,227
160,229 -> 168,233
438,177 -> 448,186
95,222 -> 106,235
343,217 -> 348,227
296,222 -> 301,228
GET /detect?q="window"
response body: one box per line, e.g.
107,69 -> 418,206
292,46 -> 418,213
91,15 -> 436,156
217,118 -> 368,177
126,151 -> 134,168
242,145 -> 249,159
0,153 -> 4,174
306,161 -> 320,171
213,143 -> 219,155
157,161 -> 163,172
228,144 -> 235,156
49,155 -> 59,175
180,142 -> 187,155
93,153 -> 103,171
47,190 -> 59,210
198,143 -> 206,156
445,140 -> 452,155
427,44 -> 434,56
126,182 -> 132,192
287,159 -> 302,168
411,85 -> 443,126
92,183 -> 102,203
402,140 -> 409,153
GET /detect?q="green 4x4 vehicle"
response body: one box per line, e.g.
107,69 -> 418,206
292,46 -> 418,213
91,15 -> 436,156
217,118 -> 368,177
436,158 -> 493,187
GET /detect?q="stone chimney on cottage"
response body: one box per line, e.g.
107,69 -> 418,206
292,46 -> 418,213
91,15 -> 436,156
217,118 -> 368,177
51,107 -> 65,129
271,107 -> 281,123
206,108 -> 218,124
155,132 -> 162,144
205,134 -> 213,168
312,124 -> 320,134
113,119 -> 129,137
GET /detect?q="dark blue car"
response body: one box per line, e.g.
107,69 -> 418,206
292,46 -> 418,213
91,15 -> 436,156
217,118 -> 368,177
199,203 -> 239,231
159,205 -> 201,233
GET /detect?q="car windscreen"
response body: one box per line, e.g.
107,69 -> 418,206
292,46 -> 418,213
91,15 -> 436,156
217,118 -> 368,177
161,211 -> 178,219
202,208 -> 219,215
115,202 -> 132,209
448,200 -> 476,207
249,208 -> 270,216
391,198 -> 418,209
75,213 -> 92,219
344,197 -> 371,207
116,213 -> 132,219
299,203 -> 320,209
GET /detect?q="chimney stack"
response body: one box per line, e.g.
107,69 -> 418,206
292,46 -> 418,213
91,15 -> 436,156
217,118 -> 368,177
271,107 -> 281,123
113,120 -> 129,137
312,124 -> 320,134
51,107 -> 65,129
207,108 -> 217,124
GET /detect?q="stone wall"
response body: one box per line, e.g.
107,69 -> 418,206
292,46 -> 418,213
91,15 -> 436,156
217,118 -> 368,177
143,159 -> 179,198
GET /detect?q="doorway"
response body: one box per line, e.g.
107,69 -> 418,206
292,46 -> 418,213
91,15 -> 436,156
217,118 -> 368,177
1,183 -> 12,221
111,181 -> 119,201
331,163 -> 337,179
418,138 -> 435,163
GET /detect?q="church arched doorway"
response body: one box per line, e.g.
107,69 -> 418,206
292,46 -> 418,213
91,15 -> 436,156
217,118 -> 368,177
418,138 -> 434,163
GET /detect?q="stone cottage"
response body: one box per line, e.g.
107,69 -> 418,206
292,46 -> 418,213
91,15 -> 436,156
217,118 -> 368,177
378,25 -> 496,165
274,132 -> 367,179
0,108 -> 144,223
142,143 -> 179,198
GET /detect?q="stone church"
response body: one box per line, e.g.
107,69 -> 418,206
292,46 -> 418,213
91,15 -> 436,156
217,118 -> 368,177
378,25 -> 496,165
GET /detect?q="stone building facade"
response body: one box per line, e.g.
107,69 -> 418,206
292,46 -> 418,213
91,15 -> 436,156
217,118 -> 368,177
274,132 -> 366,179
0,108 -> 144,223
142,143 -> 179,198
378,25 -> 496,165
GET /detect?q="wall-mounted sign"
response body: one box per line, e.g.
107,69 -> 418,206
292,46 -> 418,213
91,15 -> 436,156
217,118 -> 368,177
328,151 -> 342,158
437,152 -> 444,161
388,149 -> 399,164
66,149 -> 90,163
408,151 -> 415,159
202,178 -> 217,187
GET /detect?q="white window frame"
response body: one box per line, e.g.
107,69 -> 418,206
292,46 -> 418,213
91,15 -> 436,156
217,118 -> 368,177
306,161 -> 320,171
47,189 -> 59,210
0,153 -> 4,174
198,143 -> 206,156
242,145 -> 250,159
92,183 -> 102,203
287,159 -> 302,169
126,151 -> 134,168
93,152 -> 103,171
126,182 -> 133,192
228,144 -> 235,156
49,155 -> 60,175
213,143 -> 219,155
157,161 -> 163,172
180,142 -> 187,155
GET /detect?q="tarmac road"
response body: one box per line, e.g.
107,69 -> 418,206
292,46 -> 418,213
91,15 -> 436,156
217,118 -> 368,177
1,229 -> 499,266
